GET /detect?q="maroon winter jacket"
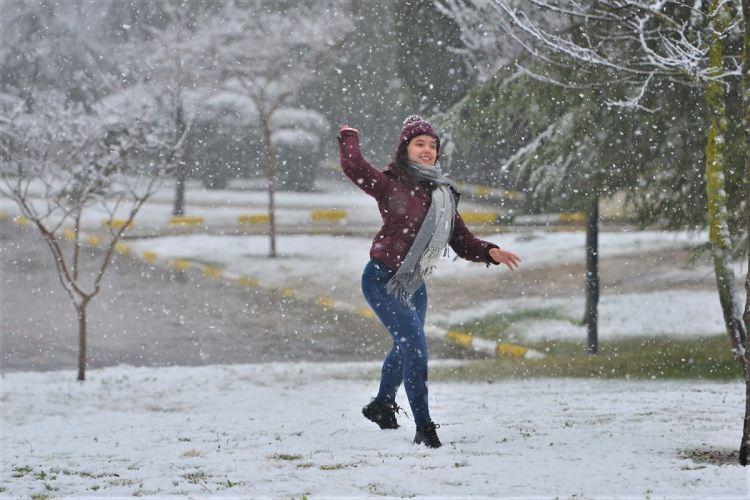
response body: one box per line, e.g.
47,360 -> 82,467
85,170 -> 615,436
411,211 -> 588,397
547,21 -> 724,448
338,130 -> 500,271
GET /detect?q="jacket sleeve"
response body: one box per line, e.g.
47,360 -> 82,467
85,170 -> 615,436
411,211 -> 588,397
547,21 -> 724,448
449,211 -> 500,265
337,130 -> 390,198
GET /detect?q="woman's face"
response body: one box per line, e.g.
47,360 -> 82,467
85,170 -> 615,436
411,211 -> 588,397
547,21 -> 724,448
406,134 -> 438,166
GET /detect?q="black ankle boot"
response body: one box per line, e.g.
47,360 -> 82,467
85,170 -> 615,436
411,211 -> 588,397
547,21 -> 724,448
413,422 -> 442,448
362,399 -> 401,429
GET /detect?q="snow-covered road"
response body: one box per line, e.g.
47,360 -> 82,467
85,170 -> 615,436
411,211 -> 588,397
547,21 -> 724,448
1,362 -> 746,498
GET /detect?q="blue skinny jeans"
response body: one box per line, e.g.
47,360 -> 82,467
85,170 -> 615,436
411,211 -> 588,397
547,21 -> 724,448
361,258 -> 431,426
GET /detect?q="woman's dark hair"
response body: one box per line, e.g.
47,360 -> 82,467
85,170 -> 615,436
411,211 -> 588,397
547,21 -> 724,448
393,141 -> 409,170
392,141 -> 418,188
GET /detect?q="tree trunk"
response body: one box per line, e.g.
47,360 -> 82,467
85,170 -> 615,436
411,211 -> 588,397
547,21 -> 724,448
706,0 -> 748,377
172,100 -> 187,217
584,195 -> 599,354
76,301 -> 88,382
742,378 -> 750,464
260,112 -> 277,258
739,0 -> 750,467
173,165 -> 186,216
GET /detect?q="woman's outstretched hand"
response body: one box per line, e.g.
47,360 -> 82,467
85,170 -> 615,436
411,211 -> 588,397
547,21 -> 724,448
339,124 -> 359,136
489,247 -> 521,271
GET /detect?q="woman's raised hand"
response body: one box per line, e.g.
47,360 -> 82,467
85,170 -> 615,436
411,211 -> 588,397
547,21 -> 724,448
339,124 -> 359,135
489,247 -> 521,271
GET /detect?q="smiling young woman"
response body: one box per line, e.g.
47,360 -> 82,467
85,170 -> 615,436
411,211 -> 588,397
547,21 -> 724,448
337,115 -> 521,449
406,134 -> 438,166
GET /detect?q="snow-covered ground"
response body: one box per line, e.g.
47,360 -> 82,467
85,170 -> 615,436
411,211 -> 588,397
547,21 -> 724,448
122,230 -> 725,342
125,229 -> 707,286
434,289 -> 731,341
2,177 -> 375,211
0,177 -> 486,230
1,362 -> 745,498
0,189 -> 384,229
1,176 -> 726,342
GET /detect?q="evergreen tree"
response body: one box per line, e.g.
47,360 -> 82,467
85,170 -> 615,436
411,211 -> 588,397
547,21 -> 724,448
392,0 -> 475,115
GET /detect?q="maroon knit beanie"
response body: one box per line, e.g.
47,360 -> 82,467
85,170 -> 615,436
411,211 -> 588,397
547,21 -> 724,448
397,114 -> 440,154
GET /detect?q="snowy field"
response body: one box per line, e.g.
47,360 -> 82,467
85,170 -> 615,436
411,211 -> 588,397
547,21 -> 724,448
434,289 -> 731,341
122,229 -> 727,342
125,229 -> 707,285
0,177 -> 484,230
1,362 -> 746,498
1,177 -> 375,211
0,188 -> 384,229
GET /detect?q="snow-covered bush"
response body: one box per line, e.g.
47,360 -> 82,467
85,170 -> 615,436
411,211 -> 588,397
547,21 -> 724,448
183,97 -> 330,191
270,108 -> 329,191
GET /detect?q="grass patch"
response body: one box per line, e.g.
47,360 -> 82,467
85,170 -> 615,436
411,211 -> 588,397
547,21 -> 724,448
218,479 -> 240,489
36,470 -> 49,481
183,471 -> 209,484
106,478 -> 136,487
269,453 -> 303,461
679,448 -> 739,465
431,335 -> 741,381
447,307 -> 577,341
319,464 -> 346,470
76,470 -> 120,479
12,465 -> 33,477
146,404 -> 182,413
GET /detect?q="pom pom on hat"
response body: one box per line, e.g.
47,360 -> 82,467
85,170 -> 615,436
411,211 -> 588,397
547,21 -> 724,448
402,114 -> 424,127
398,114 -> 440,153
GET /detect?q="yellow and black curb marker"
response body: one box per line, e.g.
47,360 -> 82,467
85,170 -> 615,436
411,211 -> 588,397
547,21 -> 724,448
311,209 -> 347,223
170,259 -> 191,271
12,215 -> 29,227
168,215 -> 205,227
103,219 -> 134,230
238,214 -> 270,225
460,211 -> 501,225
441,327 -> 543,360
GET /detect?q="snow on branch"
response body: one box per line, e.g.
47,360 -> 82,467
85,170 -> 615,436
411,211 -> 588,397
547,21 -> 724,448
498,116 -> 562,174
0,88 -> 182,301
606,72 -> 663,112
438,0 -> 742,100
435,0 -> 528,82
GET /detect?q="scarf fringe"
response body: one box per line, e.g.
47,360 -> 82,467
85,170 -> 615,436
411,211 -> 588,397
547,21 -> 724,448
386,247 -> 444,306
385,268 -> 420,306
418,246 -> 443,276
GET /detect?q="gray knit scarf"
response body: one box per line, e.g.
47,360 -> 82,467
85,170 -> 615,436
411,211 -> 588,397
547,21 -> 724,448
386,160 -> 459,305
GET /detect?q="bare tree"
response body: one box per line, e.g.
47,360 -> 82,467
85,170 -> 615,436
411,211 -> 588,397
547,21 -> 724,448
199,0 -> 351,257
0,90 -> 182,381
135,1 -> 220,216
